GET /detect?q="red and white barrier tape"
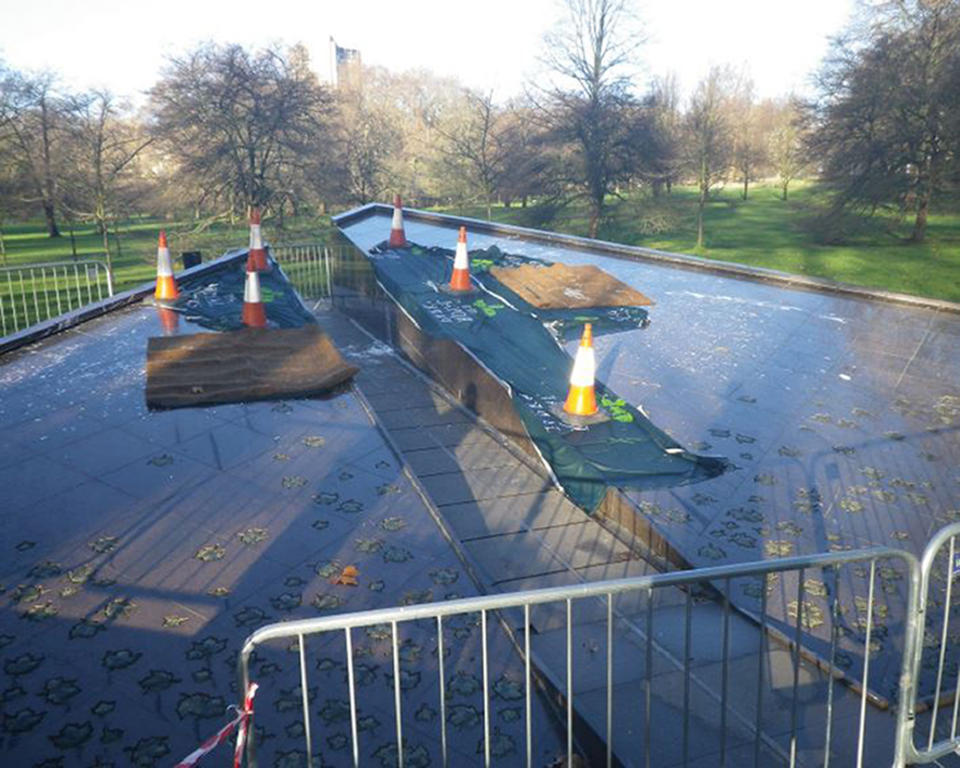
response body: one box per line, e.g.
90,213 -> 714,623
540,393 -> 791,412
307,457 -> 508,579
174,682 -> 259,768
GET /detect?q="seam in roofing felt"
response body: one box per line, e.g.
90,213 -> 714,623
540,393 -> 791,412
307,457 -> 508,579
333,203 -> 960,316
0,248 -> 249,357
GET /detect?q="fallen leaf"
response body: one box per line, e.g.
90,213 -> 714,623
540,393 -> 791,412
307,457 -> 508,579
331,565 -> 359,587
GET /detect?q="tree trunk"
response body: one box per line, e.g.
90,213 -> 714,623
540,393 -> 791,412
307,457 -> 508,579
911,193 -> 929,243
588,208 -> 600,239
697,161 -> 707,248
43,201 -> 61,238
742,174 -> 749,200
697,188 -> 706,249
782,182 -> 789,202
111,222 -> 123,265
101,219 -> 112,277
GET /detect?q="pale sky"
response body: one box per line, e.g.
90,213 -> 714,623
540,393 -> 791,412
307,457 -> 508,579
0,0 -> 854,102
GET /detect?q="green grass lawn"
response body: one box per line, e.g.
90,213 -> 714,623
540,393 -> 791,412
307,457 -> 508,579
443,182 -> 960,303
0,215 -> 337,334
2,183 -> 958,336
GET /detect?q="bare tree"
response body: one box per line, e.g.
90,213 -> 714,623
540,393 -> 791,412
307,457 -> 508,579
497,98 -> 558,209
684,66 -> 734,249
0,70 -> 75,237
644,73 -> 683,196
64,91 -> 153,275
339,89 -> 399,205
149,43 -> 336,217
537,0 -> 646,237
728,74 -> 768,200
809,0 -> 960,241
432,90 -> 508,220
769,97 -> 807,201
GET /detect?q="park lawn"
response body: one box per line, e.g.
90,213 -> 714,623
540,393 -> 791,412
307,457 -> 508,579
2,183 -> 957,335
0,215 -> 337,293
0,215 -> 337,335
445,182 -> 960,304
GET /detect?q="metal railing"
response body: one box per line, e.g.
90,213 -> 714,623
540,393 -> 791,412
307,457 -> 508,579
271,243 -> 344,300
0,258 -> 114,337
239,545 -> 920,768
895,521 -> 960,765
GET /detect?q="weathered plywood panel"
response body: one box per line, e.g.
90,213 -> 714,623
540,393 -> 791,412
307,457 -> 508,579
490,262 -> 654,308
146,326 -> 358,408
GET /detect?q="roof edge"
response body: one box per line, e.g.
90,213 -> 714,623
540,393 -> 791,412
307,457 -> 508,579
0,248 -> 247,357
333,203 -> 960,316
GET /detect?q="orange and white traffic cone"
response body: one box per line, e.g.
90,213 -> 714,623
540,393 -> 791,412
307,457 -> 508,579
247,208 -> 269,272
448,226 -> 472,292
242,268 -> 267,328
564,323 -> 598,417
154,231 -> 179,302
388,194 -> 407,248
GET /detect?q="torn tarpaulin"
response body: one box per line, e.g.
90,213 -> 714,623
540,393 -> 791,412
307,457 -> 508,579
366,240 -> 727,511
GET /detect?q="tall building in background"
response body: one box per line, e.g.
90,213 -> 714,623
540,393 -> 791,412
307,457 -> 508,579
329,37 -> 362,91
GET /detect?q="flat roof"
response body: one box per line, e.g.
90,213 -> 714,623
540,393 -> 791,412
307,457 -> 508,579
0,301 -> 563,765
337,208 -> 960,703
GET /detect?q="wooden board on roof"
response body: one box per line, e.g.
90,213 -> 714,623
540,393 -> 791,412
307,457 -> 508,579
145,325 -> 358,408
489,262 -> 654,309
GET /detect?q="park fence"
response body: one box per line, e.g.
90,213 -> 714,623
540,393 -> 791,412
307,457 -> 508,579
0,258 -> 114,337
238,545 -> 922,768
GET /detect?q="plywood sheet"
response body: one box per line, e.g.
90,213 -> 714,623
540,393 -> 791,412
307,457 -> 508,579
146,326 -> 358,408
489,262 -> 653,308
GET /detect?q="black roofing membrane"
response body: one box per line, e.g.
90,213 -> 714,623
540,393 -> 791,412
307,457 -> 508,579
0,300 -> 564,766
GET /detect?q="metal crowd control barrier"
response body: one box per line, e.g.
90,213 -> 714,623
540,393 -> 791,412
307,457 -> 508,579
271,243 -> 343,299
894,521 -> 960,765
239,545 -> 920,768
0,258 -> 114,336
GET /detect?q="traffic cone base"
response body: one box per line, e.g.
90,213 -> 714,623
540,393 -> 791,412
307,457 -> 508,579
564,386 -> 597,416
155,275 -> 179,302
154,231 -> 179,302
550,398 -> 609,427
388,194 -> 407,248
242,301 -> 267,328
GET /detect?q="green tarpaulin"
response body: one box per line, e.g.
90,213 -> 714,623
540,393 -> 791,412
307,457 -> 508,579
162,245 -> 725,511
366,240 -> 727,511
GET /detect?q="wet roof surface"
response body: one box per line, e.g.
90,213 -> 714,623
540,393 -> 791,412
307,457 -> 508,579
339,212 -> 960,702
0,303 -> 565,766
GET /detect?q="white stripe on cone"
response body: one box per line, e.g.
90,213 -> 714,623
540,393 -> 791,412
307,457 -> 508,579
244,270 -> 262,303
569,346 -> 596,387
391,205 -> 403,231
249,223 -> 263,250
157,246 -> 174,277
453,239 -> 469,271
